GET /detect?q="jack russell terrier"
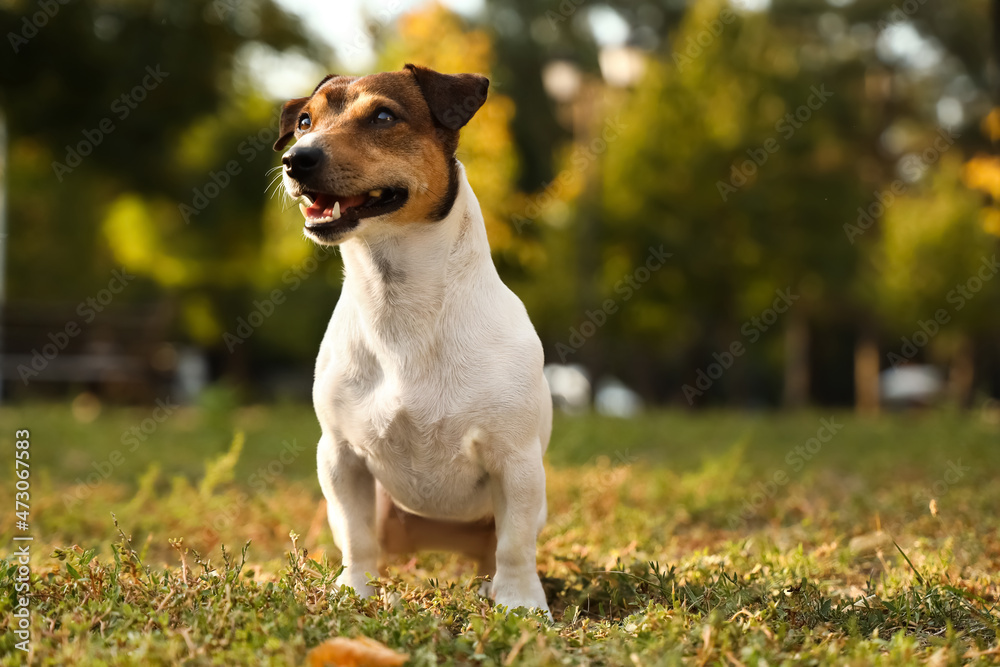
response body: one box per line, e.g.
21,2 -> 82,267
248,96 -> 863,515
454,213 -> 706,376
274,64 -> 552,615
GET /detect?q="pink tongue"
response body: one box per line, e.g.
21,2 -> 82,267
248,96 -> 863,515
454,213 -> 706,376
305,193 -> 370,219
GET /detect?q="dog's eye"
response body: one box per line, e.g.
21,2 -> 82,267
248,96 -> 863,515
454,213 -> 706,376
372,108 -> 396,124
297,114 -> 311,131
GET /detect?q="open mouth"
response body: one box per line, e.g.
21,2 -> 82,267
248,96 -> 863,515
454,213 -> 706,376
299,187 -> 408,234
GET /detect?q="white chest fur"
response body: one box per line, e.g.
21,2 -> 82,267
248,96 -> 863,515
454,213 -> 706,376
312,164 -> 551,522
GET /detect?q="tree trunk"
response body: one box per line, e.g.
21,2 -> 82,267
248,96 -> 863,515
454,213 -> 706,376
782,312 -> 809,408
854,327 -> 880,416
948,336 -> 975,408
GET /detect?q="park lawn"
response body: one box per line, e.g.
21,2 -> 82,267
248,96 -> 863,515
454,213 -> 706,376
1,401 -> 999,665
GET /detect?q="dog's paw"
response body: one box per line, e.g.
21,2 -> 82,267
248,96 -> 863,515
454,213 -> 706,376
491,574 -> 552,620
336,569 -> 377,598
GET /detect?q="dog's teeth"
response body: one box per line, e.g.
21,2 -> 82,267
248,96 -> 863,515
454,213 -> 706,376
299,202 -> 308,217
368,189 -> 383,198
331,201 -> 341,220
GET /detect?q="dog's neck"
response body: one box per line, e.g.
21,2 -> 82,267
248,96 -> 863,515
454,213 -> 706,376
338,163 -> 491,351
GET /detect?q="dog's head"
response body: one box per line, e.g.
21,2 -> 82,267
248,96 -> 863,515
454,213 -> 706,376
273,64 -> 489,245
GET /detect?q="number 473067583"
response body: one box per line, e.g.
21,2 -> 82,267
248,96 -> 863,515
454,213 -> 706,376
15,428 -> 30,526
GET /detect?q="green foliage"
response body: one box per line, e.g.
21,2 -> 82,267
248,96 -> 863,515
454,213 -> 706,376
873,155 -> 1000,336
1,0 -> 999,401
550,0 -> 871,384
0,0 -> 337,360
376,4 -> 525,253
198,431 -> 244,499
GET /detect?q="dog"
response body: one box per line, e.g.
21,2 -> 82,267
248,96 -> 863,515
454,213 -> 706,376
273,64 -> 552,616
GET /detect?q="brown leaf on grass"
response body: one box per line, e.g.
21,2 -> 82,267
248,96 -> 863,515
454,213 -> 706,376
307,636 -> 409,667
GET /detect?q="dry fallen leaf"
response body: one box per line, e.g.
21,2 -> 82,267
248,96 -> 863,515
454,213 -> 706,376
307,636 -> 409,667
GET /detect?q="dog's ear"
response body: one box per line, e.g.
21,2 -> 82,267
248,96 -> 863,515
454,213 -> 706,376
273,96 -> 308,151
404,64 -> 489,131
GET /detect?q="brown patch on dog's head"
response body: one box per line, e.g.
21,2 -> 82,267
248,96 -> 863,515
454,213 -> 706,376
274,65 -> 489,245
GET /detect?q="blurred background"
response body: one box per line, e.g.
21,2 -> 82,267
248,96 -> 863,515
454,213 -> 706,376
0,0 -> 998,415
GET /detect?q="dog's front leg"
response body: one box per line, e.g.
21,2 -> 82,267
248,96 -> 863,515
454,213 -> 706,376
489,447 -> 551,617
317,434 -> 379,597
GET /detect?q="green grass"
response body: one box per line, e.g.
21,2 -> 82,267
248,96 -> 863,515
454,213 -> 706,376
1,399 -> 999,665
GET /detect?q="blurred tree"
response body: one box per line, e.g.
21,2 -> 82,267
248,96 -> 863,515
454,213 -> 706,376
478,0 -> 693,191
518,0 -> 999,408
825,0 -> 995,411
0,0 -> 332,379
1,0 -> 997,405
375,3 -> 524,255
870,150 -> 999,405
538,0 -> 870,404
0,0 -> 312,194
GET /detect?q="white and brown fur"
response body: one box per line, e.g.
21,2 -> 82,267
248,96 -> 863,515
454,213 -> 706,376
274,65 -> 552,615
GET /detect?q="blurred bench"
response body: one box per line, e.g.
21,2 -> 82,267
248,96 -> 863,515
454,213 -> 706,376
1,301 -> 178,401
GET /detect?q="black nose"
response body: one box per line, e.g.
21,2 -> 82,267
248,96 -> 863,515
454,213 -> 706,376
282,145 -> 323,179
